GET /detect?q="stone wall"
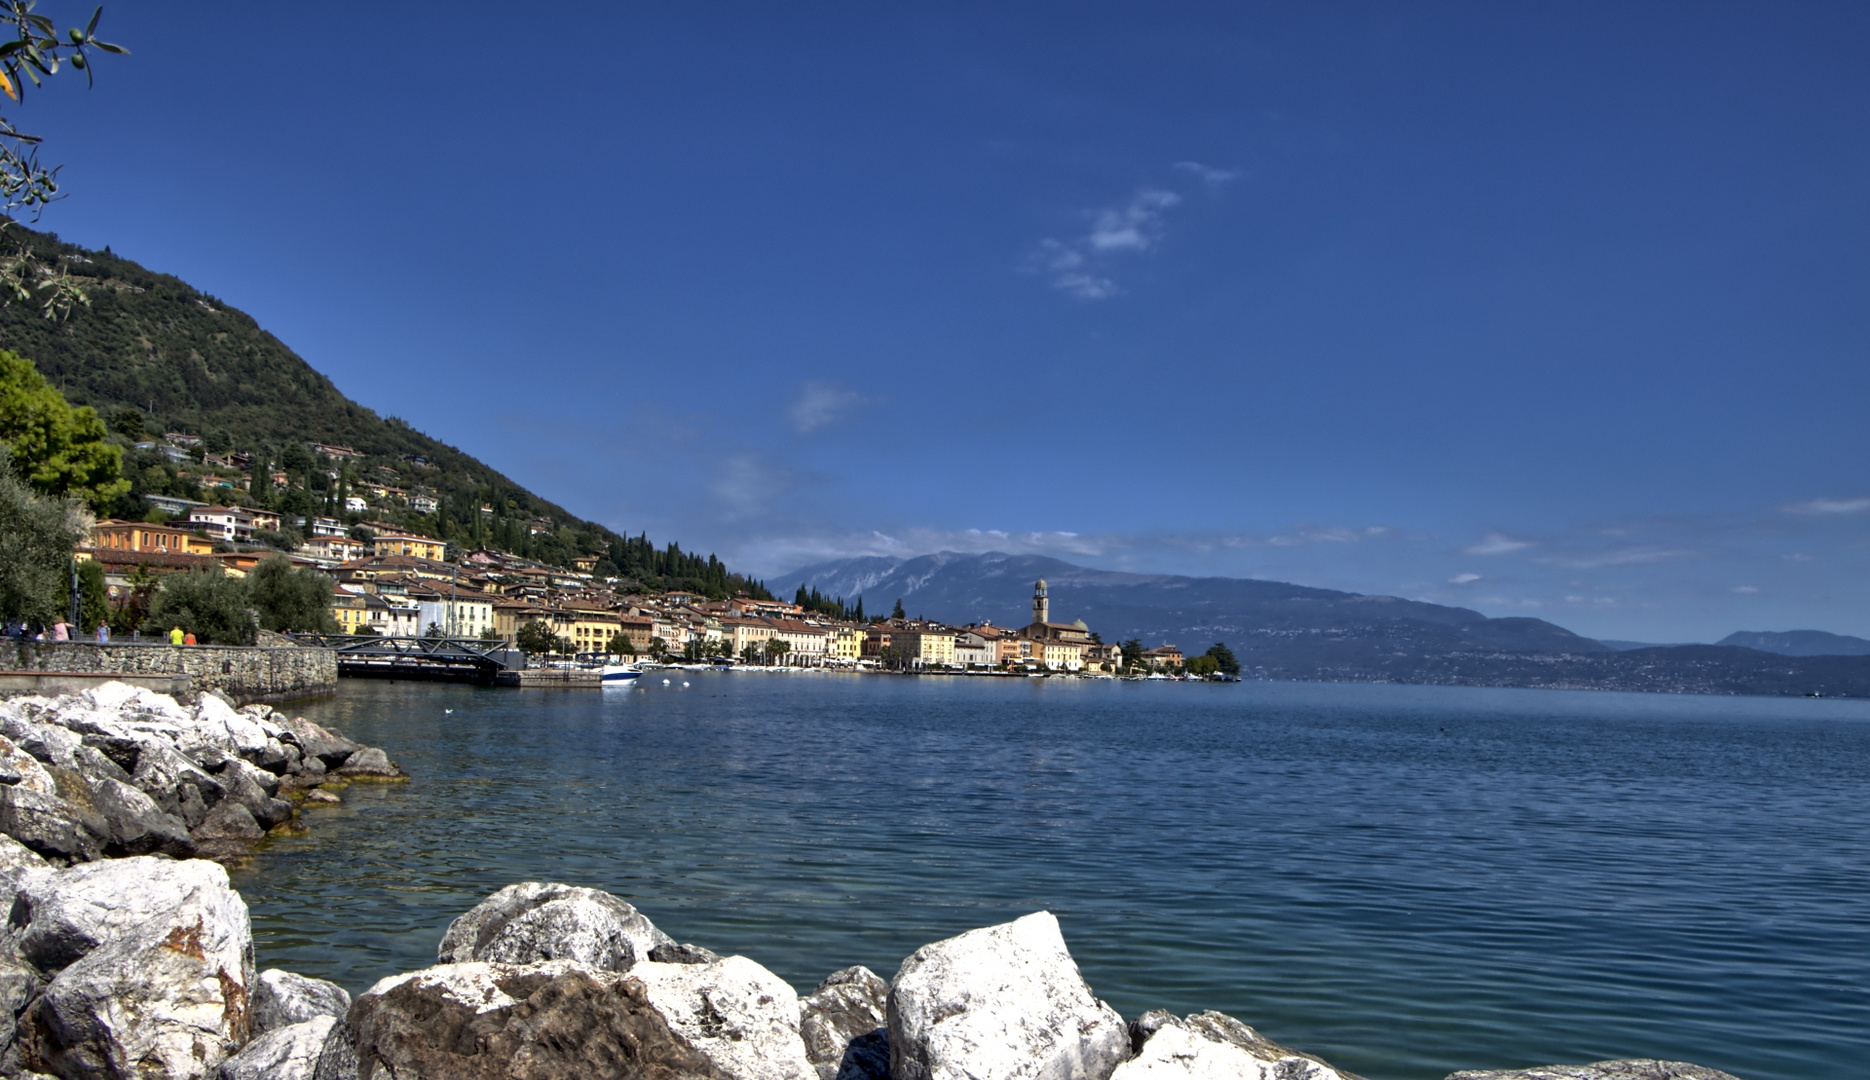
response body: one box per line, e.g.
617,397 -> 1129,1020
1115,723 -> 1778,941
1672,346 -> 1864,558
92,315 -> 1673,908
5,640 -> 337,704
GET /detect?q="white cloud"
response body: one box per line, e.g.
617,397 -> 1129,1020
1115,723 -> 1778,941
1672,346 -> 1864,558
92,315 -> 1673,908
1542,546 -> 1696,570
1173,161 -> 1240,185
1732,585 -> 1760,594
1464,532 -> 1536,556
788,381 -> 862,434
1031,188 -> 1183,300
1449,572 -> 1481,585
1783,496 -> 1870,515
710,454 -> 792,519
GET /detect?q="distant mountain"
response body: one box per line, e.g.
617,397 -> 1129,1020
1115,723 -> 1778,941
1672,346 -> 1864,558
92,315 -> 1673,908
1598,640 -> 1698,651
778,552 -> 1870,697
1716,630 -> 1870,657
777,551 -> 1613,655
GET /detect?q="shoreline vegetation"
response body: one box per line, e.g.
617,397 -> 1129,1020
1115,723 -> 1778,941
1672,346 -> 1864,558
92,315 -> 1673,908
0,682 -> 1748,1080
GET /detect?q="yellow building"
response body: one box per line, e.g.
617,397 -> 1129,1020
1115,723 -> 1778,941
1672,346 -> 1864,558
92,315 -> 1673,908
887,626 -> 957,667
1040,639 -> 1084,671
332,590 -> 370,634
373,533 -> 448,561
89,520 -> 214,556
828,626 -> 865,660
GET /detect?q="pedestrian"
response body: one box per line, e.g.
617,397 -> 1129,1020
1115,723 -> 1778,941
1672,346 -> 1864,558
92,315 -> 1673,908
183,631 -> 197,646
95,624 -> 110,643
50,620 -> 69,642
169,626 -> 184,646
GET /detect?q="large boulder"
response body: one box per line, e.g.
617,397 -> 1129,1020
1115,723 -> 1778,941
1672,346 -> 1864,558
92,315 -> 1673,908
1445,1063 -> 1743,1080
0,734 -> 58,797
218,1015 -> 339,1080
215,760 -> 294,830
131,741 -> 226,828
0,784 -> 106,864
347,960 -> 719,1079
333,747 -> 403,779
799,966 -> 889,1080
16,858 -> 253,1079
888,911 -> 1128,1080
629,956 -> 817,1080
0,833 -> 52,915
1114,1010 -> 1358,1080
252,969 -> 351,1034
280,718 -> 359,770
86,776 -> 195,858
436,882 -> 673,970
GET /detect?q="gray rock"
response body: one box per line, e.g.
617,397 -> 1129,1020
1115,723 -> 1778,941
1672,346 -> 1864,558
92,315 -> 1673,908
333,746 -> 402,778
132,741 -> 226,826
1114,1010 -> 1359,1080
1445,1062 -> 1743,1080
888,911 -> 1128,1080
349,960 -> 725,1080
252,968 -> 351,1034
76,736 -> 141,780
218,1015 -> 337,1080
87,776 -> 195,858
0,952 -> 42,1022
629,955 -> 818,1080
194,801 -> 264,843
436,881 -> 674,970
215,760 -> 293,829
799,966 -> 889,1080
0,737 -> 59,799
219,756 -> 282,799
280,718 -> 358,770
309,1016 -> 357,1080
649,940 -> 722,964
0,832 -> 51,914
0,785 -> 106,864
16,857 -> 253,1079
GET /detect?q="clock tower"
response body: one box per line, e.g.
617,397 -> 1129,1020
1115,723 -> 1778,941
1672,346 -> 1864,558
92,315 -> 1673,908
1032,579 -> 1049,626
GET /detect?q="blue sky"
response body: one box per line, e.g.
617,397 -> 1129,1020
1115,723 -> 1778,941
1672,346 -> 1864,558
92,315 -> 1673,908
16,2 -> 1870,642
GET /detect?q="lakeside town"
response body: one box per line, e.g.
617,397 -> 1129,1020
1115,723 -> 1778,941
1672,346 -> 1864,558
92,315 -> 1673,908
72,437 -> 1226,678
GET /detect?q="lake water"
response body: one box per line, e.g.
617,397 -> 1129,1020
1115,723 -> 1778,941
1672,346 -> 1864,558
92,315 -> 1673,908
231,674 -> 1870,1080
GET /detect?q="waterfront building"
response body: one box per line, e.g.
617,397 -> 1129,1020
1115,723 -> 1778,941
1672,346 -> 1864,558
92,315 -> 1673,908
89,520 -> 215,557
373,533 -> 448,561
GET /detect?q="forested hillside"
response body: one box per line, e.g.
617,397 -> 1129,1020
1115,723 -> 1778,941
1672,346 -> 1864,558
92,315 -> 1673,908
0,224 -> 765,597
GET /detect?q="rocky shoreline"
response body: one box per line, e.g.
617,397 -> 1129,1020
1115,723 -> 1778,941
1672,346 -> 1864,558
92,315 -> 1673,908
0,684 -> 1745,1080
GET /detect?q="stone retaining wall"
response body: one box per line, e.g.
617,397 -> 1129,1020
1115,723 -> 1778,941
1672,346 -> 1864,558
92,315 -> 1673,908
5,640 -> 337,704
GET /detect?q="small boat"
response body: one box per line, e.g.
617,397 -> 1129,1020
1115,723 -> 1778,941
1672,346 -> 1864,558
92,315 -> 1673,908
600,664 -> 642,685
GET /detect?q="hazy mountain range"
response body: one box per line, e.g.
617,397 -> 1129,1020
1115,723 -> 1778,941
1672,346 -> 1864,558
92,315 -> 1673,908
776,552 -> 1870,697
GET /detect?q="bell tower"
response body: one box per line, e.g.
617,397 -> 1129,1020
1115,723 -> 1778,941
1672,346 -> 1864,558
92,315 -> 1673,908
1032,579 -> 1049,626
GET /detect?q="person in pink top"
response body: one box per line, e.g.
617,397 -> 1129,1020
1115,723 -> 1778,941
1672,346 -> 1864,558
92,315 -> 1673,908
50,621 -> 69,642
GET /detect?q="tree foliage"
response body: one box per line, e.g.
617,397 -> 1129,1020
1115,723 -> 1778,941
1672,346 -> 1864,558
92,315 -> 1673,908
145,568 -> 256,645
793,584 -> 859,620
0,444 -> 78,625
248,555 -> 335,633
0,348 -> 123,507
514,620 -> 562,656
1203,642 -> 1240,676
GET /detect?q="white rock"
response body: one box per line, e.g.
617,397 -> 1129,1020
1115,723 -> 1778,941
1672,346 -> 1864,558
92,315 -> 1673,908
17,856 -> 241,973
888,911 -> 1128,1080
436,881 -> 672,970
630,955 -> 817,1080
1113,1011 -> 1356,1080
217,1015 -> 337,1080
18,857 -> 253,1079
252,969 -> 351,1034
0,734 -> 57,797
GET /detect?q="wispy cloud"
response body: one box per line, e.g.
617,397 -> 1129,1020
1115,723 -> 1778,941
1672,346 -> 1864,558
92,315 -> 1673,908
789,381 -> 863,434
1783,496 -> 1870,515
1541,546 -> 1697,570
710,454 -> 793,519
1173,160 -> 1239,185
1732,585 -> 1760,594
1464,532 -> 1536,556
1032,187 -> 1183,300
1449,572 -> 1481,585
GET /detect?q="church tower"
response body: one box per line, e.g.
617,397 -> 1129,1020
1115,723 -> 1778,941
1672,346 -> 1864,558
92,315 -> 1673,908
1033,579 -> 1049,626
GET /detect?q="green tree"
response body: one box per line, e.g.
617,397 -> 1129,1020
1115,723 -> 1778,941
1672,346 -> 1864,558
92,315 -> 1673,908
646,636 -> 667,660
0,445 -> 79,625
248,555 -> 335,633
1203,642 -> 1240,677
0,350 -> 125,507
763,637 -> 789,664
514,620 -> 560,655
1120,638 -> 1144,669
607,632 -> 636,658
108,406 -> 142,439
144,568 -> 256,645
891,598 -> 905,620
478,625 -> 500,641
76,554 -> 103,631
1187,655 -> 1220,677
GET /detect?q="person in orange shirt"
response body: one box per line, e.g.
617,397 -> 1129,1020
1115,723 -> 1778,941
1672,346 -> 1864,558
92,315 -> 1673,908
182,631 -> 197,646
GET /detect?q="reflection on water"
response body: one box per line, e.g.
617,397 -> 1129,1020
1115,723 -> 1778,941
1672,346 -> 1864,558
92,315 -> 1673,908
232,674 -> 1870,1080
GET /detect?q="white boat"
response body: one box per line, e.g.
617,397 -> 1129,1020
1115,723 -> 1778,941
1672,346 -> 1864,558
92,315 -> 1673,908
600,664 -> 642,685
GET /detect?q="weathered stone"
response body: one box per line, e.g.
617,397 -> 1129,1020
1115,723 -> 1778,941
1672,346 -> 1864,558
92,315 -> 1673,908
436,882 -> 673,970
349,960 -> 727,1080
194,801 -> 264,842
0,735 -> 59,798
648,940 -> 721,965
219,757 -> 282,799
132,741 -> 227,826
0,784 -> 106,864
888,911 -> 1127,1080
799,966 -> 889,1080
1114,1010 -> 1358,1080
218,1015 -> 338,1080
309,1015 -> 358,1080
16,856 -> 233,973
628,955 -> 817,1080
216,760 -> 294,829
78,732 -> 145,776
333,747 -> 402,778
87,776 -> 195,858
281,717 -> 358,769
0,833 -> 51,920
1445,1062 -> 1743,1080
16,857 -> 253,1079
253,968 -> 351,1034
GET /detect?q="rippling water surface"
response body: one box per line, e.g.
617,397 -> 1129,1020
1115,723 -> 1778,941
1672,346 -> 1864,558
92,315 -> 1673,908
230,674 -> 1870,1080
